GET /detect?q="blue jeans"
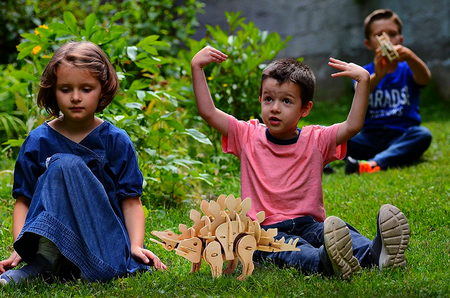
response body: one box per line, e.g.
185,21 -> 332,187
253,216 -> 374,274
346,126 -> 432,169
14,153 -> 148,282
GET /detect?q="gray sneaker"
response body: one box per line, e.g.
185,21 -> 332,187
371,204 -> 410,270
322,216 -> 361,279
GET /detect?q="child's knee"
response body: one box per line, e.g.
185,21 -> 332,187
46,153 -> 85,170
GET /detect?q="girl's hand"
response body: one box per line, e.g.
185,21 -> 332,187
329,57 -> 370,83
191,46 -> 228,69
131,245 -> 167,270
0,251 -> 22,273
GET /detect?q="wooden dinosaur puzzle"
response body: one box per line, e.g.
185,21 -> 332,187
150,194 -> 300,280
376,31 -> 400,62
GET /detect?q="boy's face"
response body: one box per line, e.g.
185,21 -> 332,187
259,78 -> 312,140
365,18 -> 403,51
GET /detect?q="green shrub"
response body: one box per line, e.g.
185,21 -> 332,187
179,11 -> 292,153
3,9 -> 213,208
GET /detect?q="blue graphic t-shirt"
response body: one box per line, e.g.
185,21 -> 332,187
360,61 -> 423,132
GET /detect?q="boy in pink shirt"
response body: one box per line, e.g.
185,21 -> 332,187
191,46 -> 410,279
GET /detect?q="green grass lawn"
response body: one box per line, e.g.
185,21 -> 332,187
1,93 -> 449,297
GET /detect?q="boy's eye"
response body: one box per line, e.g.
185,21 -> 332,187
283,98 -> 292,104
264,97 -> 273,102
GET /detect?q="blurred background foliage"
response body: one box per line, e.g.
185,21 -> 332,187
0,0 -> 291,217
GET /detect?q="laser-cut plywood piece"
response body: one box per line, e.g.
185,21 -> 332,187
150,194 -> 300,280
376,31 -> 400,62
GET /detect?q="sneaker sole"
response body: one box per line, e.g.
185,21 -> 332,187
324,216 -> 361,279
378,204 -> 410,269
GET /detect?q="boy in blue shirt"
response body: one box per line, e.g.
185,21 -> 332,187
345,8 -> 432,174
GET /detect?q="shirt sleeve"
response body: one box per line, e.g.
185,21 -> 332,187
12,134 -> 45,200
222,115 -> 260,158
107,128 -> 143,200
311,124 -> 347,165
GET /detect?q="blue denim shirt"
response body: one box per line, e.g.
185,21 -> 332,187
13,120 -> 143,222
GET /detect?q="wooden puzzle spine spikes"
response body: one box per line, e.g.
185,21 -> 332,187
375,31 -> 400,62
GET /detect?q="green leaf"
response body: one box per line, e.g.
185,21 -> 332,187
10,71 -> 38,82
17,45 -> 36,60
90,29 -> 107,44
136,90 -> 146,102
135,58 -> 160,74
128,79 -> 149,92
110,11 -> 129,24
64,11 -> 78,36
20,33 -> 41,43
125,102 -> 144,110
183,129 -> 212,145
48,22 -> 73,36
9,82 -> 30,93
85,13 -> 97,38
126,46 -> 138,61
2,138 -> 25,147
137,35 -> 160,47
164,119 -> 186,132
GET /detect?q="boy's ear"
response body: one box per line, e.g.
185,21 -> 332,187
301,101 -> 313,117
364,39 -> 373,50
259,96 -> 261,103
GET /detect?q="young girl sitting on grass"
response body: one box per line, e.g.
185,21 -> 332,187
0,41 -> 166,285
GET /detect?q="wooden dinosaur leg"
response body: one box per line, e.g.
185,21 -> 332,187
190,261 -> 202,273
203,241 -> 224,278
223,258 -> 238,275
236,235 -> 257,281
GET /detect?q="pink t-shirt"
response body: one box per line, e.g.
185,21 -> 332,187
222,116 -> 346,225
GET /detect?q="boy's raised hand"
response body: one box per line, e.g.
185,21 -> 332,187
191,46 -> 228,69
328,57 -> 370,83
329,57 -> 370,145
191,46 -> 230,136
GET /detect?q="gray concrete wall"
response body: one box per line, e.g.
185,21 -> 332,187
193,0 -> 450,101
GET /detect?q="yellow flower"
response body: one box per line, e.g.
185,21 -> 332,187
42,55 -> 51,59
32,45 -> 42,55
207,76 -> 213,81
222,83 -> 228,87
35,25 -> 49,36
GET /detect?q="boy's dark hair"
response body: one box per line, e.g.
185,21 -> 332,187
364,9 -> 403,40
260,58 -> 315,105
37,41 -> 119,118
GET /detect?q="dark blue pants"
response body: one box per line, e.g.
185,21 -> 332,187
346,126 -> 432,169
253,216 -> 374,274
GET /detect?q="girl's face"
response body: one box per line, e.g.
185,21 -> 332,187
259,78 -> 312,140
55,63 -> 102,124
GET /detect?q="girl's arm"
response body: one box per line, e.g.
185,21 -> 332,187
121,197 -> 166,270
328,58 -> 370,145
0,196 -> 30,273
191,46 -> 230,136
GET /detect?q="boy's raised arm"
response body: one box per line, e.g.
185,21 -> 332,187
191,46 -> 230,137
328,58 -> 370,145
